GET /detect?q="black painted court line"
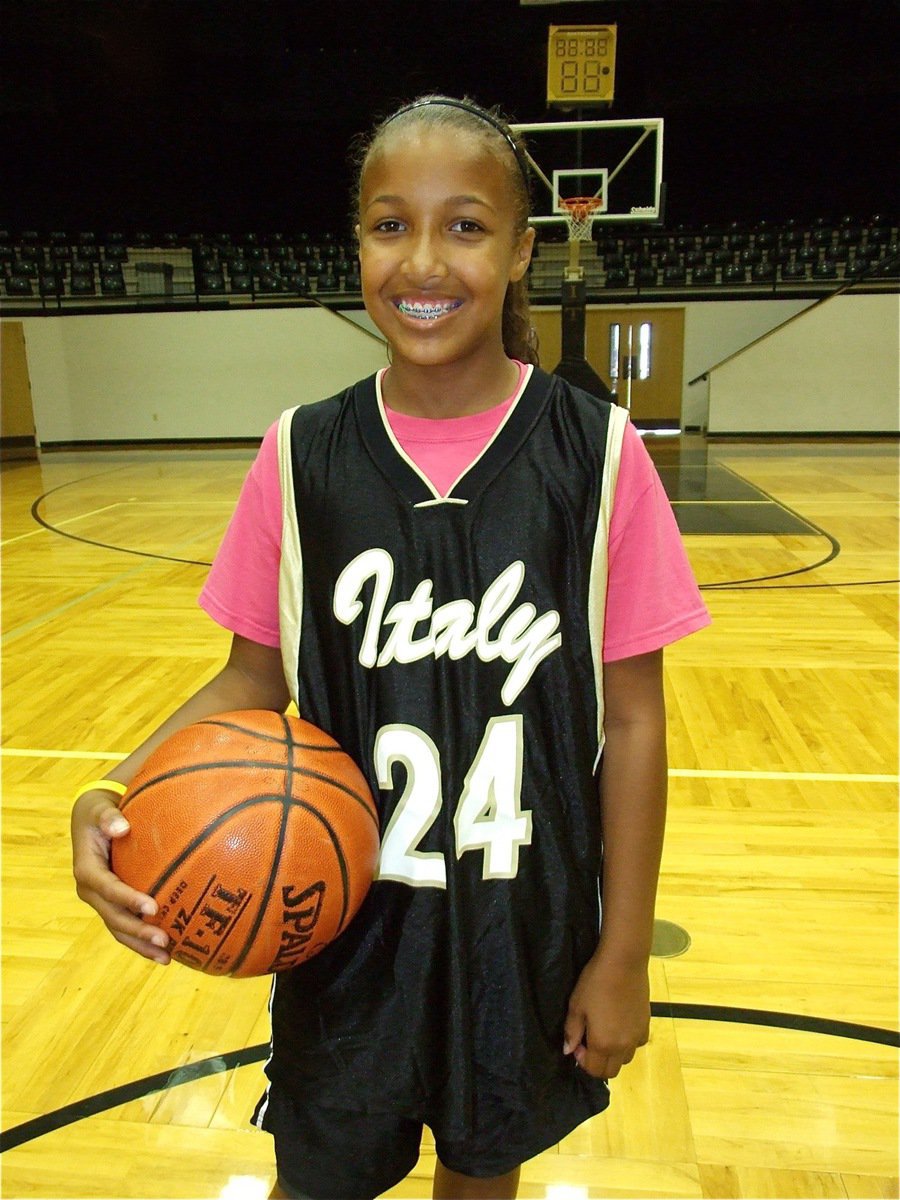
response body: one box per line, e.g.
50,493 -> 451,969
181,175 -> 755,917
0,1044 -> 262,1153
30,478 -> 213,568
650,1003 -> 900,1045
2,1004 -> 897,1153
694,462 -> 843,587
708,577 -> 899,590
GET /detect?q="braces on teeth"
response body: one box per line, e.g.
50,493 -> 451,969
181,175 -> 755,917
397,300 -> 462,319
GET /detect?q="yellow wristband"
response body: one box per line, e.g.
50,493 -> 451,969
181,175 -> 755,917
73,779 -> 128,802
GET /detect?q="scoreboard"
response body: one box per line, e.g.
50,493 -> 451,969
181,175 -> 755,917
546,24 -> 617,106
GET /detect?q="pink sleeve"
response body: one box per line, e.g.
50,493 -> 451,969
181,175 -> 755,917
602,422 -> 710,662
198,421 -> 283,647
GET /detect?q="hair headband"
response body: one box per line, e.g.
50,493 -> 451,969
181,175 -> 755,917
382,98 -> 531,189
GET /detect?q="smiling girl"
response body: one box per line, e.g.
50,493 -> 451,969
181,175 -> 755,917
71,96 -> 709,1199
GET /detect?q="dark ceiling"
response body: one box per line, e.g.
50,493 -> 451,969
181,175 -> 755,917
2,0 -> 897,232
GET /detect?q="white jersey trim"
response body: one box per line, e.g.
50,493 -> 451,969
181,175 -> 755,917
277,407 -> 304,706
251,975 -> 278,1129
589,403 -> 629,770
375,364 -> 534,504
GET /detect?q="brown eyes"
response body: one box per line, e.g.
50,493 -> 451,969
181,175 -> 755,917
369,219 -> 485,236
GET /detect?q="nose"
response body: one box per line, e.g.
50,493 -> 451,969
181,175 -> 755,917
402,227 -> 448,284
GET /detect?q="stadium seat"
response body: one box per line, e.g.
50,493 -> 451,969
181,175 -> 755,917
71,271 -> 96,295
39,271 -> 64,295
101,269 -> 126,295
6,275 -> 33,296
839,224 -> 863,245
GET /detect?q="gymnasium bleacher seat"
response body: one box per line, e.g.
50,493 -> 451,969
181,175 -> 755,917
1,216 -> 896,310
524,213 -> 898,297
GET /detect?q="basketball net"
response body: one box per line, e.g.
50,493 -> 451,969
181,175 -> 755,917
560,196 -> 604,243
560,196 -> 604,280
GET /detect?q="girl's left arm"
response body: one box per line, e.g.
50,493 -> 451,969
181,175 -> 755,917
563,648 -> 668,1079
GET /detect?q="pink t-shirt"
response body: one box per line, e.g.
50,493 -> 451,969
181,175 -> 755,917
199,372 -> 709,661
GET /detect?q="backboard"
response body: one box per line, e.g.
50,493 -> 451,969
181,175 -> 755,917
510,117 -> 665,228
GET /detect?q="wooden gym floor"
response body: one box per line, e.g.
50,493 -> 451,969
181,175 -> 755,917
1,435 -> 897,1200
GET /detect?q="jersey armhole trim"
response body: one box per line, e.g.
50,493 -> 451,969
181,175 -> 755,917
589,404 -> 629,771
277,407 -> 303,705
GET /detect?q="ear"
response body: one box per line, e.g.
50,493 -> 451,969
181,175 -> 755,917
355,223 -> 361,261
509,225 -> 536,283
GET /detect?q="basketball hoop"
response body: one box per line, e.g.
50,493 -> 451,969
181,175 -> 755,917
560,196 -> 604,242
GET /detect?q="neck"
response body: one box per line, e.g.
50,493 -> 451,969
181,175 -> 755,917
383,352 -> 521,418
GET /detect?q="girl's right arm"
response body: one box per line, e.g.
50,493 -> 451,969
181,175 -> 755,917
71,634 -> 290,965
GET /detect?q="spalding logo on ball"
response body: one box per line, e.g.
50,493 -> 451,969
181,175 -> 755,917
111,711 -> 380,977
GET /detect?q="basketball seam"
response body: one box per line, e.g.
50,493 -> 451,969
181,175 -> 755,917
145,793 -> 353,975
122,760 -> 379,828
283,705 -> 355,940
229,712 -> 352,974
146,794 -> 293,896
198,716 -> 344,753
228,780 -> 293,975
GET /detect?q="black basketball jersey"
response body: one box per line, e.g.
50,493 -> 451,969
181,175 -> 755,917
266,365 -> 627,1137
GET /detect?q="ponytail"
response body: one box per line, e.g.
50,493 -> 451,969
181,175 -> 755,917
503,277 -> 540,366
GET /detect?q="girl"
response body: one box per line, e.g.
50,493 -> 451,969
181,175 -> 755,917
72,95 -> 710,1200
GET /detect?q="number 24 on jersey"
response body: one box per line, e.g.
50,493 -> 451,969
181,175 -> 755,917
374,715 -> 531,888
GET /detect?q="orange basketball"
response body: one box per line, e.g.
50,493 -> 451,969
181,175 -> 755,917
110,710 -> 379,977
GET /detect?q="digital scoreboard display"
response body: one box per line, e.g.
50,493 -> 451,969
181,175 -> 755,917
546,24 -> 617,106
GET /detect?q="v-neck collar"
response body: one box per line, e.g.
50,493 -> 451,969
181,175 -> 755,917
355,364 -> 549,507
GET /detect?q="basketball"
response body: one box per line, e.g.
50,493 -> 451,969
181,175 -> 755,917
110,710 -> 379,977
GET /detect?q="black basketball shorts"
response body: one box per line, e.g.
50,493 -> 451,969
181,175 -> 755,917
254,1071 -> 610,1199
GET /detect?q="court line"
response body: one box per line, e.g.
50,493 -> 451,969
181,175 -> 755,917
30,477 -> 216,567
1,502 -> 127,546
0,749 -> 127,761
2,1005 -> 897,1153
0,516 -> 226,646
698,461 -> 841,588
669,767 -> 899,784
2,747 -> 896,785
0,559 -> 166,646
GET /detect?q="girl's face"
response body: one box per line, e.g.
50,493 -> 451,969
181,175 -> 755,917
357,127 -> 534,373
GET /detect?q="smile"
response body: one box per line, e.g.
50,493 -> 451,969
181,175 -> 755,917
395,300 -> 463,321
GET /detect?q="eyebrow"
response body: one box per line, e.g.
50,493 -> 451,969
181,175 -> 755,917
365,193 -> 496,212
